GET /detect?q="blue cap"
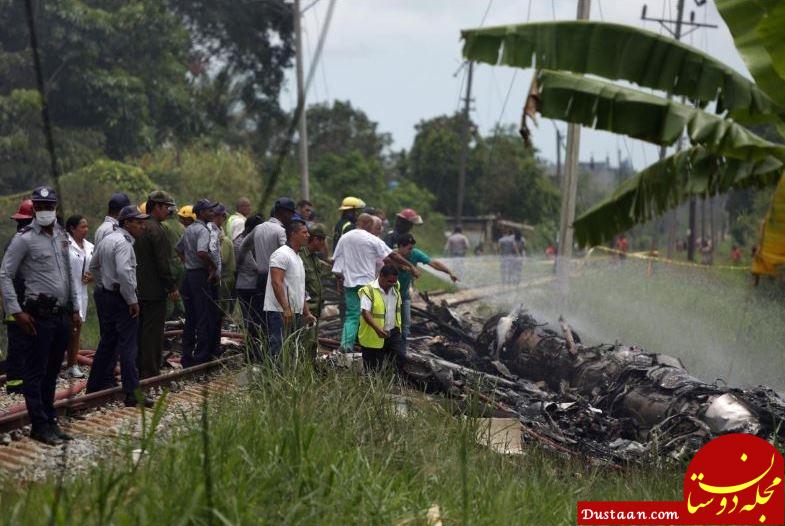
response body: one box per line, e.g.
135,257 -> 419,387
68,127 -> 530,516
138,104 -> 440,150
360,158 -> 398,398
274,197 -> 296,213
290,213 -> 306,224
108,192 -> 131,211
193,198 -> 218,214
31,186 -> 57,203
117,205 -> 149,223
213,203 -> 227,216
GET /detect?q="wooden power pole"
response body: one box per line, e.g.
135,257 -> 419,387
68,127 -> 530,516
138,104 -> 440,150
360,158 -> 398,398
455,62 -> 474,227
294,0 -> 310,200
555,0 -> 591,282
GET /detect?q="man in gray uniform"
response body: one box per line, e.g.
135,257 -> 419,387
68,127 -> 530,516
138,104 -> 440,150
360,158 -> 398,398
93,193 -> 131,246
0,186 -> 81,445
237,197 -> 295,359
176,199 -> 219,366
86,206 -> 153,407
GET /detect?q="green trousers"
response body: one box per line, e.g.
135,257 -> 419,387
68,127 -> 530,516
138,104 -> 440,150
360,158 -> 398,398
138,299 -> 167,378
340,286 -> 362,351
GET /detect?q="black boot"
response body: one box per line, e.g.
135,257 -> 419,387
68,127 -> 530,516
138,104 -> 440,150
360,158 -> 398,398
49,423 -> 74,441
124,395 -> 155,408
30,426 -> 63,446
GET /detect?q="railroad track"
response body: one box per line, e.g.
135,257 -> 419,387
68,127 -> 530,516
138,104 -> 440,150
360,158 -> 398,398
0,355 -> 244,478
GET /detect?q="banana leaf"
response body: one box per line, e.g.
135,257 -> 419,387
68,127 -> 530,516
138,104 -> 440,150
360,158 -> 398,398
535,70 -> 785,162
716,0 -> 785,112
752,173 -> 785,276
572,147 -> 782,247
461,20 -> 782,122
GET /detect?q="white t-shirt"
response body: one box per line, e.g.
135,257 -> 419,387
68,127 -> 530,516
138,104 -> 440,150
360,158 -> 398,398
360,280 -> 398,331
332,229 -> 392,287
264,245 -> 307,314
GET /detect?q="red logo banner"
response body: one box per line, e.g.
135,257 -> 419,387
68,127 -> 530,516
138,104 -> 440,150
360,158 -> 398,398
577,434 -> 784,525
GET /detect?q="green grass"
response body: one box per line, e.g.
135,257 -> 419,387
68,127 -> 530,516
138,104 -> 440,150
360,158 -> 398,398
0,365 -> 681,525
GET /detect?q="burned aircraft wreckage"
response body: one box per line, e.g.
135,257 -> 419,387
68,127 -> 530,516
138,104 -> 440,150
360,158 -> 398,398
384,300 -> 785,464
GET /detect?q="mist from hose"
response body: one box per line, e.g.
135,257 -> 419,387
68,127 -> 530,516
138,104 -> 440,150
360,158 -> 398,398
431,254 -> 785,391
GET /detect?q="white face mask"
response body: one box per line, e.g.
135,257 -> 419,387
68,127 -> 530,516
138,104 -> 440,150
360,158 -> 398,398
35,210 -> 56,226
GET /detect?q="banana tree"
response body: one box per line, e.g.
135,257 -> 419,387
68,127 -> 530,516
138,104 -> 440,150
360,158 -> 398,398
461,5 -> 785,277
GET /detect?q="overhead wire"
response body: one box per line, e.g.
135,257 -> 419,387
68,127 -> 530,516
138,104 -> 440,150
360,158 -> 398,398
311,5 -> 331,102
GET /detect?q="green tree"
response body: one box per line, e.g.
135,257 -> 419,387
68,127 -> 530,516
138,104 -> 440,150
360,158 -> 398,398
407,114 -> 481,216
305,101 -> 392,163
471,126 -> 560,225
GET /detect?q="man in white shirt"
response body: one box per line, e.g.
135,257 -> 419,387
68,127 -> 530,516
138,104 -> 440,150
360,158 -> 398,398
264,218 -> 316,360
237,197 -> 295,359
225,197 -> 251,241
332,213 -> 417,352
93,193 -> 131,246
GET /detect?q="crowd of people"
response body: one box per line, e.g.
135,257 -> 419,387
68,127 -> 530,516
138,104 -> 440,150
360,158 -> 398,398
0,186 -> 460,445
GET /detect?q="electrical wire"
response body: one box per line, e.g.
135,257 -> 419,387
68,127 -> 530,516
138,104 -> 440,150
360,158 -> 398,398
311,5 -> 331,101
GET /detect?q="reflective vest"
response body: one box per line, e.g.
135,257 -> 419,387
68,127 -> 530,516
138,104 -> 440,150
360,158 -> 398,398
357,282 -> 401,349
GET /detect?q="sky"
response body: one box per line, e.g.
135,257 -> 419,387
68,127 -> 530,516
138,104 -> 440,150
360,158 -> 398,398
287,0 -> 748,171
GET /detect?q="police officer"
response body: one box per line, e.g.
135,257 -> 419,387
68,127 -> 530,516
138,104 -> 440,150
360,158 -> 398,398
299,223 -> 329,361
3,199 -> 34,394
94,192 -> 131,246
0,186 -> 81,445
86,205 -> 153,407
134,191 -> 180,378
175,199 -> 219,367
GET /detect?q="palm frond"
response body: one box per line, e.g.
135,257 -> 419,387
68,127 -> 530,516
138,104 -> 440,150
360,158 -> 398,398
461,20 -> 782,122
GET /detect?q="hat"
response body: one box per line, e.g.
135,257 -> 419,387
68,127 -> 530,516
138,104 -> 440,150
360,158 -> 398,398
193,198 -> 218,214
338,196 -> 366,211
117,205 -> 149,223
148,190 -> 175,206
177,205 -> 196,220
290,213 -> 306,224
274,197 -> 296,213
308,223 -> 327,238
397,208 -> 423,225
31,186 -> 57,203
108,192 -> 131,211
11,199 -> 34,220
214,203 -> 227,216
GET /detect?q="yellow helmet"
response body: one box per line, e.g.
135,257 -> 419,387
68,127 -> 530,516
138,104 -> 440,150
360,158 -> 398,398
138,201 -> 147,214
178,205 -> 196,220
338,196 -> 366,211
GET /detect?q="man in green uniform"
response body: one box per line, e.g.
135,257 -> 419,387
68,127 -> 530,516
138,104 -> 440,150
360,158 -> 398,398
299,223 -> 329,361
135,190 -> 180,378
161,205 -> 189,319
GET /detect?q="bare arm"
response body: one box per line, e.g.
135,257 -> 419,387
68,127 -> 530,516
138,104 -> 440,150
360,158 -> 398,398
429,260 -> 458,282
270,267 -> 289,312
385,251 -> 418,275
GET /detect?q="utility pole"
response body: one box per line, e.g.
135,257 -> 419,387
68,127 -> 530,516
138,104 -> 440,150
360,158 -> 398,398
455,61 -> 474,227
643,0 -> 716,261
555,128 -> 562,185
294,0 -> 310,200
555,0 -> 591,282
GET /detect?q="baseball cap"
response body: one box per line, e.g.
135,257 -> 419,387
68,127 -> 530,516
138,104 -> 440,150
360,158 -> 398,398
31,186 -> 57,203
274,197 -> 296,213
308,223 -> 327,238
148,190 -> 175,206
117,205 -> 149,223
213,203 -> 227,216
193,198 -> 218,214
108,192 -> 131,211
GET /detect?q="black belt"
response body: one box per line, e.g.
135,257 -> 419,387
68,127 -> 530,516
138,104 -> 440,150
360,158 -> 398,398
97,284 -> 121,292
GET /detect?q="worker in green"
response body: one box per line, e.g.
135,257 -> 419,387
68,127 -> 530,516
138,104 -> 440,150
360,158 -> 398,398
161,205 -> 191,319
299,223 -> 329,361
396,233 -> 458,354
358,264 -> 402,371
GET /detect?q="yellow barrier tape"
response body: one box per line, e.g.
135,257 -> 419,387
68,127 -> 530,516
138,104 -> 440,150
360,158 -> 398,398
588,246 -> 749,272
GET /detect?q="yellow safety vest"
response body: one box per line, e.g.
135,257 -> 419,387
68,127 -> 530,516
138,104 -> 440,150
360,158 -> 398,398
357,282 -> 401,349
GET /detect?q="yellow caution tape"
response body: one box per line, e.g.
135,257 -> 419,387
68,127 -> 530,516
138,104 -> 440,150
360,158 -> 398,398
587,246 -> 749,272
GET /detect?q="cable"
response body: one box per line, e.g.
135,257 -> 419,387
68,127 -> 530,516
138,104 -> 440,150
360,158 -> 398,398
311,6 -> 331,101
551,0 -> 557,20
23,0 -> 64,212
479,0 -> 495,27
597,0 -> 604,21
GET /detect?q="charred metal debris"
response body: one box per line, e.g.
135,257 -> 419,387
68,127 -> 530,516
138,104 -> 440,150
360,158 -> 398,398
383,299 -> 785,466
